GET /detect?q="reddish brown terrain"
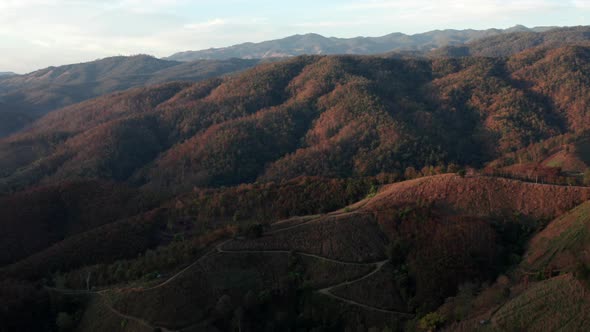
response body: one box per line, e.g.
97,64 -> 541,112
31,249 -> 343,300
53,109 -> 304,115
3,32 -> 590,331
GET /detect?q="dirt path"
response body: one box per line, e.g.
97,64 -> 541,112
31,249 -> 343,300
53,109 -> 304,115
100,296 -> 176,332
316,260 -> 413,317
47,204 -> 412,329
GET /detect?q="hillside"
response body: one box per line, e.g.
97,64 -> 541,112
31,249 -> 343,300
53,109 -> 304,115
4,41 -> 590,331
3,175 -> 587,331
0,180 -> 156,266
365,174 -> 590,220
2,46 -> 590,194
0,56 -> 260,137
167,25 -> 554,62
482,132 -> 590,186
432,198 -> 590,331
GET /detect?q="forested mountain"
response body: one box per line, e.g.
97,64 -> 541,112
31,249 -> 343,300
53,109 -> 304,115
0,56 -> 261,137
4,34 -> 590,331
3,26 -> 587,140
166,25 -> 555,62
2,44 -> 590,195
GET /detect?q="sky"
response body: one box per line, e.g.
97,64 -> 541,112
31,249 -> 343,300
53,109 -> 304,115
1,0 -> 589,73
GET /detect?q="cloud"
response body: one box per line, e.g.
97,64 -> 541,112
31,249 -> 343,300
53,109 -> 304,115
341,0 -> 563,19
573,0 -> 590,8
0,0 -> 588,73
293,20 -> 372,28
111,0 -> 189,13
185,18 -> 227,30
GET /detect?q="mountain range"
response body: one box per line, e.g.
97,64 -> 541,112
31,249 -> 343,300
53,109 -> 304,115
4,25 -> 590,332
166,25 -> 557,62
2,25 -> 589,139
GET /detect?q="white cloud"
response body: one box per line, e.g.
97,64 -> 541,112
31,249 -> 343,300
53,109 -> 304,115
293,20 -> 372,28
185,18 -> 227,30
343,0 -> 562,16
573,0 -> 590,8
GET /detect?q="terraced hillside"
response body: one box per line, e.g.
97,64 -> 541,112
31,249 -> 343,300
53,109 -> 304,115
19,174 -> 590,331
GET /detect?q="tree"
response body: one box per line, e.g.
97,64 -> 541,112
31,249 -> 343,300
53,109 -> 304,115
447,163 -> 460,173
405,167 -> 419,179
418,312 -> 446,331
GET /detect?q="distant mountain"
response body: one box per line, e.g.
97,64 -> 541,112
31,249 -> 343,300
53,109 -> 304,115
431,25 -> 590,57
0,56 -> 261,137
166,25 -> 557,62
0,72 -> 16,78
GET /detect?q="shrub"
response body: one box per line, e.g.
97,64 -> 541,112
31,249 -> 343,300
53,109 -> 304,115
418,312 -> 446,331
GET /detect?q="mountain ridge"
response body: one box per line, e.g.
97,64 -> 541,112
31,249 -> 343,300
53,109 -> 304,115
166,25 -> 560,62
0,55 -> 262,137
3,44 -> 590,194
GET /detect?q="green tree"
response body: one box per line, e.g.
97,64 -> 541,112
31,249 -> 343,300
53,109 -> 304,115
419,312 -> 446,331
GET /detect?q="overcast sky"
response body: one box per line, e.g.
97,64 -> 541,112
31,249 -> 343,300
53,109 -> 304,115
1,0 -> 589,73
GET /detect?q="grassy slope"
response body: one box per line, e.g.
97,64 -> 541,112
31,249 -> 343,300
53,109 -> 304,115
523,201 -> 590,272
364,174 -> 590,220
442,199 -> 590,331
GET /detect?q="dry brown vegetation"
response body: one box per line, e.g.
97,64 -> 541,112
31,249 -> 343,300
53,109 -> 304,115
0,180 -> 155,266
223,212 -> 389,263
331,263 -> 408,312
364,174 -> 590,220
4,45 -> 590,194
523,201 -> 590,272
492,275 -> 590,331
106,250 -> 375,330
4,40 -> 590,331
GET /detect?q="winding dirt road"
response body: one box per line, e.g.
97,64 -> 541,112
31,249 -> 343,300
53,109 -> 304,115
48,207 -> 414,330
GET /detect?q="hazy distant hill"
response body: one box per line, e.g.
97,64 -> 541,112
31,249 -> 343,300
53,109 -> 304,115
432,25 -> 590,57
166,25 -> 556,61
0,56 -> 261,137
0,72 -> 16,78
